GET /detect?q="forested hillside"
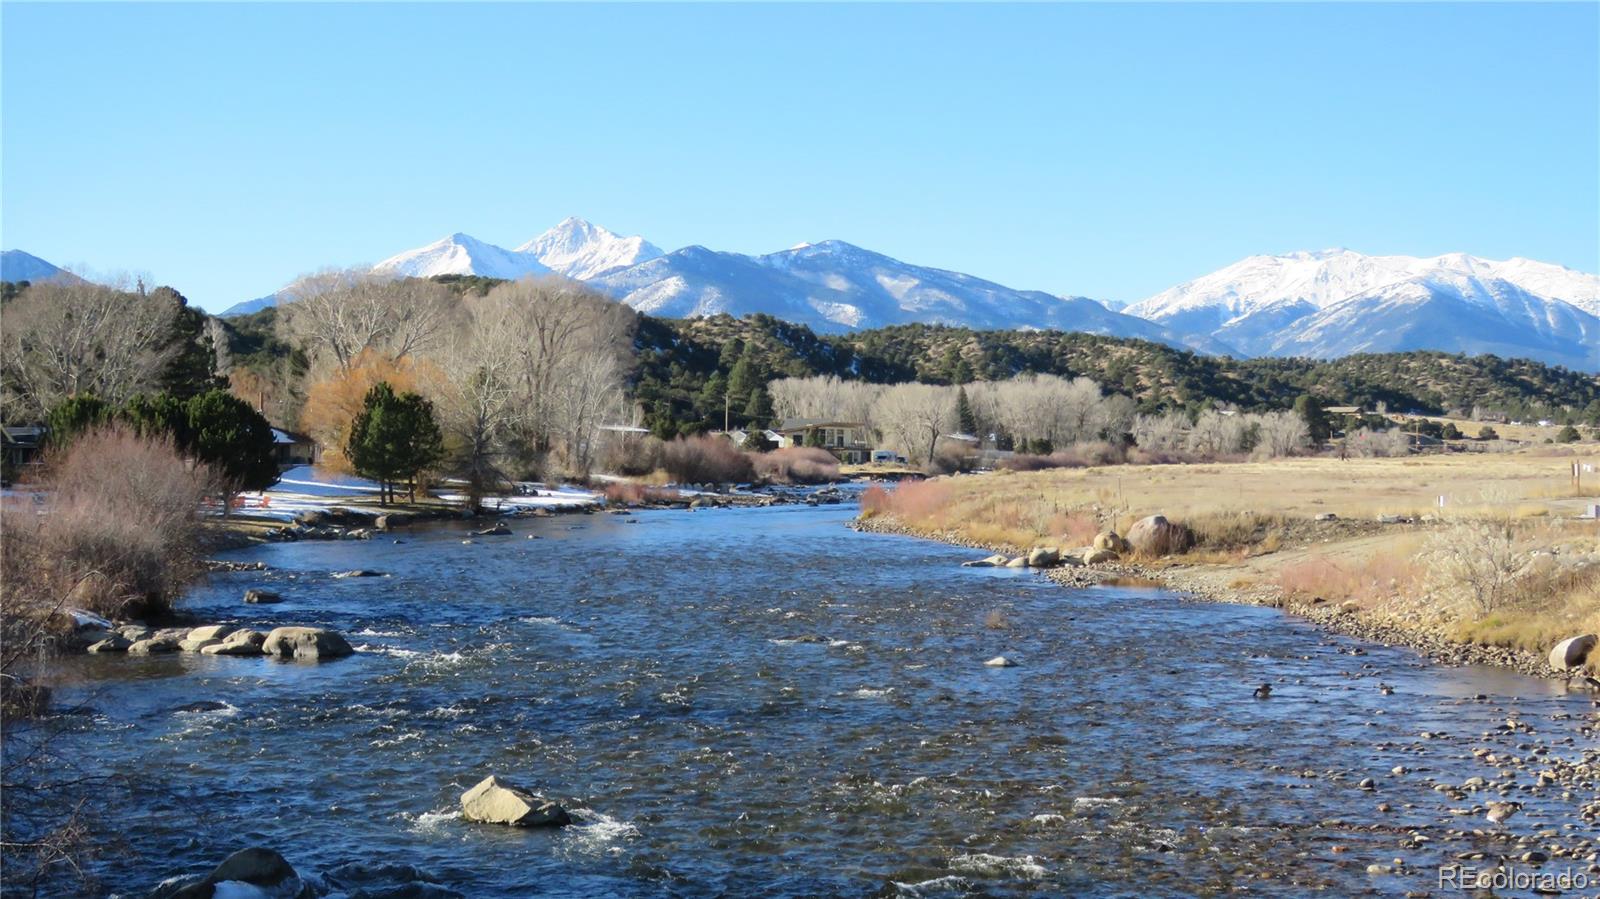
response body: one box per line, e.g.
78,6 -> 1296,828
23,274 -> 1594,439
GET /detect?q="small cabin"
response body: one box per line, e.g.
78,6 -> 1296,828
1,425 -> 46,481
271,429 -> 318,467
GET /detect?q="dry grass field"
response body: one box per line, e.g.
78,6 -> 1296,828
861,447 -> 1600,664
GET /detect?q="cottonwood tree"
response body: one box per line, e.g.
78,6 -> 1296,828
1253,410 -> 1310,458
432,303 -> 522,509
769,375 -> 883,427
1,280 -> 185,418
280,270 -> 455,373
872,383 -> 953,466
475,277 -> 633,477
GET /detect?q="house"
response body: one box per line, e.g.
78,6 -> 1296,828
774,418 -> 872,464
871,449 -> 905,465
1,425 -> 46,481
271,428 -> 318,467
1325,406 -> 1363,416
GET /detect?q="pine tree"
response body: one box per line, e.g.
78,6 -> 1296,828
185,389 -> 279,516
956,386 -> 977,435
347,382 -> 445,505
743,384 -> 774,429
45,394 -> 111,447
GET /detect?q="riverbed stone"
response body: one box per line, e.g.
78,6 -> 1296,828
1026,546 -> 1060,567
154,846 -> 308,899
1548,634 -> 1597,672
1082,548 -> 1119,565
1004,557 -> 1029,569
1126,515 -> 1194,556
127,635 -> 183,654
87,635 -> 132,653
1093,532 -> 1131,554
201,630 -> 267,656
188,625 -> 237,643
261,627 -> 353,661
984,655 -> 1018,667
460,775 -> 571,827
244,589 -> 283,605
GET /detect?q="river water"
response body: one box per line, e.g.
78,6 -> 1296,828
23,502 -> 1598,897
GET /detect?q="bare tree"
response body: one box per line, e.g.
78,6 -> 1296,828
280,269 -> 455,373
468,277 -> 633,478
1253,410 -> 1311,458
770,375 -> 883,427
1,280 -> 182,417
431,301 -> 522,508
872,383 -> 953,466
1188,410 -> 1249,456
1130,411 -> 1189,452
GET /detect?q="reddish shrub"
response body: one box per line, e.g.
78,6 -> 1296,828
3,426 -> 214,625
859,478 -> 952,523
754,447 -> 841,484
660,435 -> 755,485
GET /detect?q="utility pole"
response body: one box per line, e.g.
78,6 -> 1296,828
724,390 -> 730,433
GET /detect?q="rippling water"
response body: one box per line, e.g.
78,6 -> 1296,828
24,502 -> 1597,897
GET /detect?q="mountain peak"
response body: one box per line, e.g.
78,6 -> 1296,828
374,232 -> 549,281
516,217 -> 663,280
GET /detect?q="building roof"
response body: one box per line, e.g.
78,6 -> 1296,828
1325,406 -> 1362,414
777,418 -> 866,431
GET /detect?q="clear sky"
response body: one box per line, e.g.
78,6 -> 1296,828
3,2 -> 1596,312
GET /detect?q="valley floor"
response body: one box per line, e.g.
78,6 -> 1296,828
856,448 -> 1600,677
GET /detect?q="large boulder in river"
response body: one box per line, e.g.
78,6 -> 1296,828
1126,515 -> 1194,556
261,627 -> 353,661
1026,547 -> 1060,568
154,846 -> 309,899
127,634 -> 184,654
460,775 -> 571,827
244,589 -> 282,605
201,630 -> 267,656
1548,634 -> 1598,672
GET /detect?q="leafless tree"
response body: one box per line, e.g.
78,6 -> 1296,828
460,277 -> 633,478
1132,411 -> 1190,452
872,383 -> 953,465
1253,410 -> 1311,458
431,301 -> 523,508
1,280 -> 182,417
1188,410 -> 1249,456
770,375 -> 884,428
280,269 -> 455,373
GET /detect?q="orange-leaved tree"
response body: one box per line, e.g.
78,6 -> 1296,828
299,350 -> 440,474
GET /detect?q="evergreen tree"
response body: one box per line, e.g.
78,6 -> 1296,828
696,371 -> 729,427
725,347 -> 763,415
1293,394 -> 1331,443
956,386 -> 977,435
122,392 -> 191,444
347,382 -> 445,505
1557,424 -> 1580,443
185,389 -> 278,515
46,394 -> 111,447
742,383 -> 774,428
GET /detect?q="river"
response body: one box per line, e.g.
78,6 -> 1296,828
22,501 -> 1598,897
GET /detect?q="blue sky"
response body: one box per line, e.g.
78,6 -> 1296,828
3,2 -> 1596,312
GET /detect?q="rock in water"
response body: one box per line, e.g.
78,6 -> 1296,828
87,635 -> 132,653
1026,547 -> 1060,568
1548,634 -> 1597,672
1004,557 -> 1029,569
1126,515 -> 1195,556
984,655 -> 1018,667
460,775 -> 571,827
260,627 -> 353,661
152,846 -> 306,899
201,630 -> 267,656
243,589 -> 283,604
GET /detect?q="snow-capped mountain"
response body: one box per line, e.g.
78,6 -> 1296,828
516,217 -> 662,280
2,250 -> 84,284
1125,249 -> 1600,367
372,232 -> 550,281
588,239 -> 1209,347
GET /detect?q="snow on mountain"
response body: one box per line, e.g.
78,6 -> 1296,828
590,239 -> 1217,350
515,217 -> 663,280
372,232 -> 550,281
1125,249 -> 1600,368
2,250 -> 85,284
